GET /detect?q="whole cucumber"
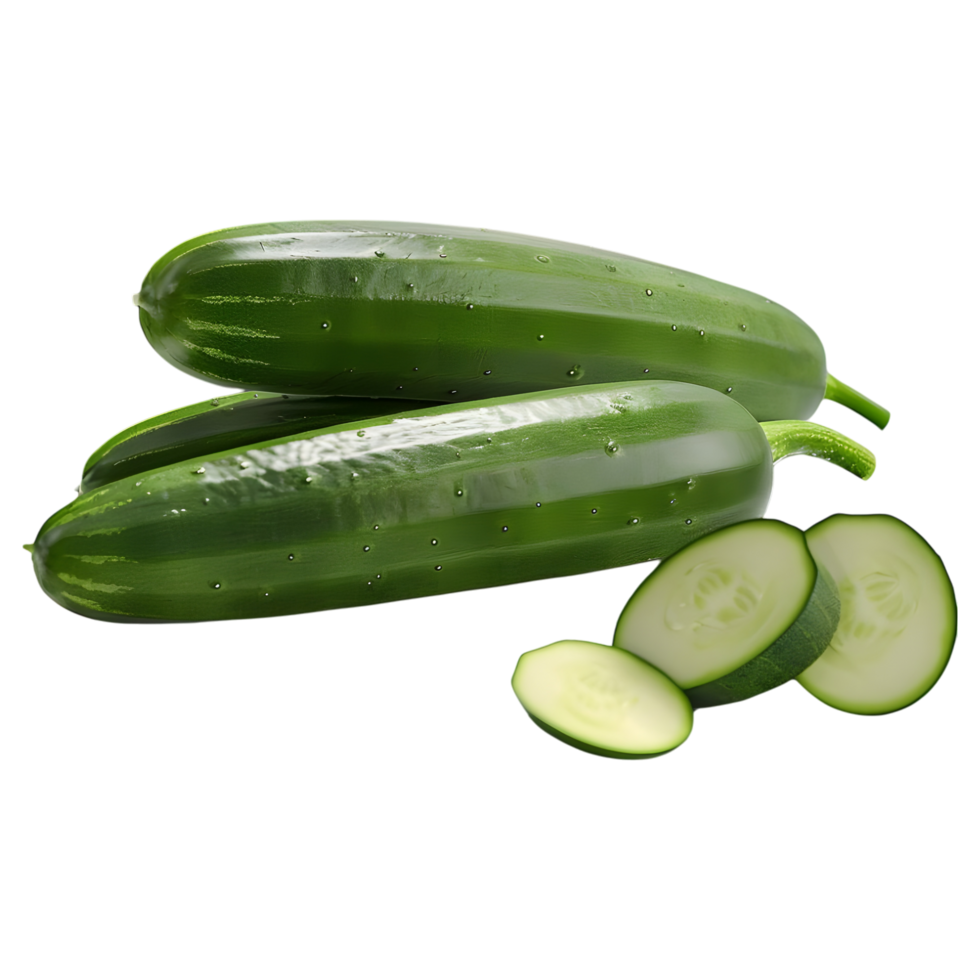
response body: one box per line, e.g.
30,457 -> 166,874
30,381 -> 874,624
136,221 -> 889,427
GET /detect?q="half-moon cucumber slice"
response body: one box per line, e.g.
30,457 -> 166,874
796,514 -> 956,715
613,519 -> 840,708
511,640 -> 694,758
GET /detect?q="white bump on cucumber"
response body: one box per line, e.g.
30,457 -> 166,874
797,514 -> 956,715
613,519 -> 840,708
511,640 -> 693,758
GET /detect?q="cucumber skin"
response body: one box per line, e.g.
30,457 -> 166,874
32,381 -> 773,624
137,221 -> 827,423
81,391 -> 443,493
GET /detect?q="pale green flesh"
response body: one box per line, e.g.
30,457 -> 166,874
797,515 -> 956,715
512,641 -> 693,757
614,520 -> 815,688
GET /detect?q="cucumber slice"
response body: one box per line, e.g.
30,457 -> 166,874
796,514 -> 956,715
511,641 -> 693,759
613,519 -> 840,708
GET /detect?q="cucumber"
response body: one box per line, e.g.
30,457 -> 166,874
613,519 -> 841,708
136,221 -> 889,428
30,381 -> 874,624
511,640 -> 693,759
796,514 -> 956,715
80,391 -> 442,494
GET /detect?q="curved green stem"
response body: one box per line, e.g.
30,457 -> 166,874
761,421 -> 875,481
824,374 -> 890,429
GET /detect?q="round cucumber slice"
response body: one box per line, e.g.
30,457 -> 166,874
511,640 -> 693,759
613,519 -> 840,708
796,514 -> 956,715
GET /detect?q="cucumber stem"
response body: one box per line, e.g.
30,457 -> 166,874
761,421 -> 875,481
824,374 -> 890,429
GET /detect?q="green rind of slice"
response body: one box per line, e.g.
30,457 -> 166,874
524,714 -> 681,760
683,563 -> 840,707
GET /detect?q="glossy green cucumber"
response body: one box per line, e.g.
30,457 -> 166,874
81,391 -> 442,493
30,381 -> 874,624
136,221 -> 889,427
